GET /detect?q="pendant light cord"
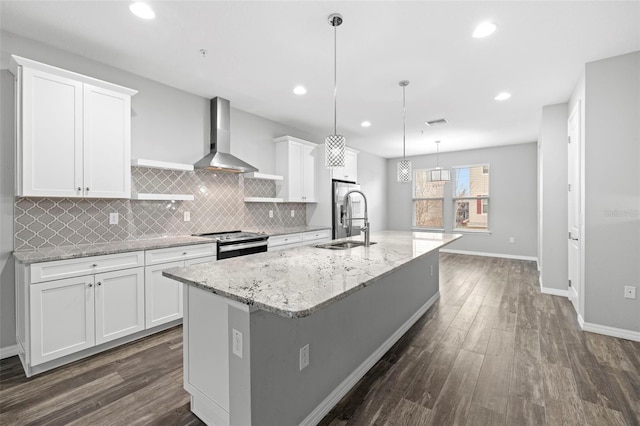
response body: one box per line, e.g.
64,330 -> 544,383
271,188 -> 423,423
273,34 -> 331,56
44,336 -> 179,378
333,23 -> 337,135
402,84 -> 406,160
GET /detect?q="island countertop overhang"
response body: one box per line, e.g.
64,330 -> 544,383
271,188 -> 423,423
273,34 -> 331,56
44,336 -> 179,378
163,230 -> 461,318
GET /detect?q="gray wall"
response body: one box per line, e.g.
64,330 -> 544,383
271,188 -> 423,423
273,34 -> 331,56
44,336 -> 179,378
538,103 -> 569,292
0,31 -> 389,352
387,143 -> 538,258
583,52 -> 639,332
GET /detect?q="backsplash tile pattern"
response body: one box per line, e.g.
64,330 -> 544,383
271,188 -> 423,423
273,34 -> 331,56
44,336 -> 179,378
15,167 -> 306,251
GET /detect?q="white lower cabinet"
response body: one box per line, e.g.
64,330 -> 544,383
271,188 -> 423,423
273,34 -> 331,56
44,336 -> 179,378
95,268 -> 145,345
144,245 -> 215,328
30,275 -> 95,366
16,244 -> 215,376
29,267 -> 145,366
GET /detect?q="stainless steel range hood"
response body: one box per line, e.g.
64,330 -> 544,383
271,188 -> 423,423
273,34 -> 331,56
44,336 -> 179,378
194,97 -> 258,173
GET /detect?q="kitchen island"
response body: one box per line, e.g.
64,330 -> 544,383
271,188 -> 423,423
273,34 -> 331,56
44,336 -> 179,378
164,230 -> 461,426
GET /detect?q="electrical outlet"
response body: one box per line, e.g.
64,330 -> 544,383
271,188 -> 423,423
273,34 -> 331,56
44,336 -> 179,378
291,210 -> 295,218
509,236 -> 515,244
624,286 -> 637,299
109,213 -> 119,225
299,344 -> 309,371
232,329 -> 243,358
183,211 -> 191,222
269,210 -> 274,218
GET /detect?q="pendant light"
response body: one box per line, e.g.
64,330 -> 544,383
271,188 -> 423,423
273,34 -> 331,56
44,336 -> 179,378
427,140 -> 451,182
325,13 -> 346,168
397,80 -> 412,182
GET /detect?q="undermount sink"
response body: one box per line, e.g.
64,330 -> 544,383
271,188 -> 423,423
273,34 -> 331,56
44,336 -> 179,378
315,241 -> 377,250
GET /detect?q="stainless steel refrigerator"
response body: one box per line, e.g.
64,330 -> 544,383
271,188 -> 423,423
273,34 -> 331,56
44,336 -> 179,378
332,179 -> 364,239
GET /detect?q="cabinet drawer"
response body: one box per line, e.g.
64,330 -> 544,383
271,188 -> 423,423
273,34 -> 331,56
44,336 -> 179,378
268,233 -> 303,248
145,244 -> 215,266
31,251 -> 144,284
302,229 -> 331,242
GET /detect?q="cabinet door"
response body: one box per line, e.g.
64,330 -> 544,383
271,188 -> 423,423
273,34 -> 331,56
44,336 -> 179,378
95,267 -> 144,345
30,276 -> 95,365
19,67 -> 83,197
287,142 -> 305,202
83,84 -> 131,198
301,143 -> 316,202
145,261 -> 184,329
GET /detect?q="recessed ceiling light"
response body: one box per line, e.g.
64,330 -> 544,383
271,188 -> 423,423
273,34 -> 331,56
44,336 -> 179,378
129,2 -> 155,20
361,121 -> 371,128
472,22 -> 497,38
293,85 -> 307,95
494,92 -> 511,101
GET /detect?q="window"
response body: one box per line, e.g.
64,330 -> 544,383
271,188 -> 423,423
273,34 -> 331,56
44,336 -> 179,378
453,165 -> 489,231
413,169 -> 445,229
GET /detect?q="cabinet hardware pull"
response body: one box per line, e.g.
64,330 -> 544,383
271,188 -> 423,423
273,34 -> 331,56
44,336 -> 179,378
183,252 -> 187,255
88,283 -> 93,287
77,187 -> 82,191
92,264 -> 97,267
86,187 -> 90,192
97,282 -> 102,286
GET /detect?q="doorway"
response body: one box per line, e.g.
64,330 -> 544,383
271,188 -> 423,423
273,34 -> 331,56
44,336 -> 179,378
568,102 -> 583,318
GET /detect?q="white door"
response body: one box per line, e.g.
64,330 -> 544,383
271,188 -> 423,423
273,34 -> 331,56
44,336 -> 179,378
301,143 -> 316,202
568,103 -> 582,315
83,84 -> 131,199
95,267 -> 144,344
20,67 -> 83,197
30,276 -> 95,365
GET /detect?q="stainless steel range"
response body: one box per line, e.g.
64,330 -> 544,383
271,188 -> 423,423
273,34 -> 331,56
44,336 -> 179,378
193,231 -> 268,260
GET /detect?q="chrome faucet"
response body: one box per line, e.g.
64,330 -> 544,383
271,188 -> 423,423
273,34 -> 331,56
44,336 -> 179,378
342,190 -> 370,247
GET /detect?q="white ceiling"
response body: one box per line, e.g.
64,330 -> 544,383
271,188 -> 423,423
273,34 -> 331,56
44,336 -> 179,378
1,1 -> 639,158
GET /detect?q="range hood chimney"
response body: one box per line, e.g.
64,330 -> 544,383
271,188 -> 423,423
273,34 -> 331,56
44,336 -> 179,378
194,97 -> 258,173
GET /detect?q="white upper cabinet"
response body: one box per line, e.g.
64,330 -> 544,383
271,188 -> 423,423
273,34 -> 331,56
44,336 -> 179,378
330,147 -> 359,183
10,55 -> 136,199
274,136 -> 317,202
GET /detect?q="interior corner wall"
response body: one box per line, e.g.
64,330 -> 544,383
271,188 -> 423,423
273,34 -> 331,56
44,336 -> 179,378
386,142 -> 538,258
539,103 -> 569,292
583,51 -> 640,333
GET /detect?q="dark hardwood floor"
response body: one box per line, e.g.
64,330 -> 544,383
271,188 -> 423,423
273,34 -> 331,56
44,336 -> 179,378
1,253 -> 639,425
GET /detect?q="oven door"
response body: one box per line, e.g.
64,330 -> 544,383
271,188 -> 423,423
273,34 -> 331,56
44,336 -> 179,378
217,240 -> 268,260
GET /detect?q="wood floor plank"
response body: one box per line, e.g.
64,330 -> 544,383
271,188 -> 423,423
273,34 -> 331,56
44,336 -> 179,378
385,398 -> 432,426
403,326 -> 468,409
465,402 -> 505,426
582,400 -> 628,426
449,294 -> 485,331
461,305 -> 498,355
510,326 -> 545,406
425,349 -> 484,425
542,363 -> 586,426
505,395 -> 546,426
472,328 -> 515,414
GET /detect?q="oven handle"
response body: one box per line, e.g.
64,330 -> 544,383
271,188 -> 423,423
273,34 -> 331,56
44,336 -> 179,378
218,241 -> 268,252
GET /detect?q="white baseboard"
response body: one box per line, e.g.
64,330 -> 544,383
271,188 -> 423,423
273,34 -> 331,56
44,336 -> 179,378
580,320 -> 640,342
300,291 -> 441,426
440,249 -> 538,262
0,344 -> 19,359
540,287 -> 569,297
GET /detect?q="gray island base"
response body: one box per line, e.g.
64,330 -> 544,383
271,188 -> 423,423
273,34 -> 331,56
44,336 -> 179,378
163,231 -> 461,425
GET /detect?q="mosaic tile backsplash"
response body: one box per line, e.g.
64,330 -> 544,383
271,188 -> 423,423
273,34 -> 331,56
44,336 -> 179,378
15,167 -> 307,251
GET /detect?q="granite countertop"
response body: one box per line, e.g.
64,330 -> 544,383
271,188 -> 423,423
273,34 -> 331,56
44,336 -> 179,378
13,235 -> 214,264
163,230 -> 462,319
247,225 -> 331,236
